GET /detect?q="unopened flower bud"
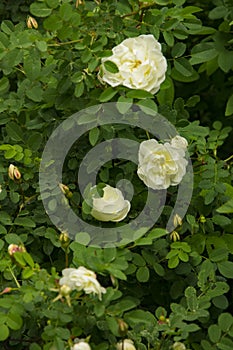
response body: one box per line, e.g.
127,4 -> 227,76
173,213 -> 182,227
170,231 -> 180,242
8,164 -> 21,181
75,0 -> 83,7
59,183 -> 73,199
199,215 -> 206,223
8,244 -> 26,256
173,342 -> 186,350
59,231 -> 70,249
27,16 -> 38,29
60,284 -> 72,296
117,319 -> 128,337
0,287 -> 12,295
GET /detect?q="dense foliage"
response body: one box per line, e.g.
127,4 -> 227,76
0,1 -> 232,350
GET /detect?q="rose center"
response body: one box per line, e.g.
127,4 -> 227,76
132,59 -> 142,69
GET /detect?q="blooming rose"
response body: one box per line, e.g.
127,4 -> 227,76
71,342 -> 91,350
137,139 -> 188,190
170,135 -> 188,149
173,342 -> 186,350
116,339 -> 136,350
59,266 -> 106,300
91,185 -> 130,222
99,34 -> 167,94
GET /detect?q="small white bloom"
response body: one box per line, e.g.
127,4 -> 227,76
91,185 -> 130,222
172,342 -> 186,350
0,185 -> 2,193
59,266 -> 106,300
71,341 -> 91,350
137,139 -> 188,190
170,135 -> 188,150
116,339 -> 136,350
99,34 -> 167,94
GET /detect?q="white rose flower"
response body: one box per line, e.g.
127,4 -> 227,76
116,339 -> 136,350
59,266 -> 106,300
137,139 -> 188,190
91,185 -> 130,222
71,342 -> 91,350
172,342 -> 186,350
170,135 -> 188,149
99,34 -> 167,94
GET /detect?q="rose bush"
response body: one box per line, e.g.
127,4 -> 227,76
99,34 -> 167,93
0,1 -> 232,350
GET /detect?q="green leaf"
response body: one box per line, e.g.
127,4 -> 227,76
125,310 -> 156,327
74,81 -> 85,98
217,199 -> 233,214
99,87 -> 118,102
0,77 -> 9,94
171,67 -> 199,82
218,261 -> 233,278
0,324 -> 9,341
217,338 -> 233,350
190,43 -> 218,65
22,267 -> 35,279
218,313 -> 233,332
174,58 -> 195,77
14,217 -> 36,228
136,266 -> 150,282
116,97 -> 133,114
103,60 -> 119,73
6,313 -> 23,331
6,121 -> 24,141
126,89 -> 153,99
171,42 -> 186,58
208,324 -> 221,343
89,127 -> 100,146
43,14 -> 63,31
26,84 -> 43,102
218,50 -> 233,73
59,3 -> 73,21
30,3 -> 52,17
209,6 -> 228,20
185,286 -> 198,312
225,94 -> 233,116
163,31 -> 174,47
24,55 -> 41,81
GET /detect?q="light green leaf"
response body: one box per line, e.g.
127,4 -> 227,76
30,3 -> 52,17
0,324 -> 9,341
99,87 -> 118,102
225,94 -> 233,116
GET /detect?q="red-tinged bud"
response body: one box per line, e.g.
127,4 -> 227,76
0,287 -> 12,295
8,244 -> 26,256
27,16 -> 38,29
59,183 -> 73,199
8,164 -> 21,181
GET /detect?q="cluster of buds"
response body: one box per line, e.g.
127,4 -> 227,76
157,315 -> 170,325
8,244 -> 26,256
173,342 -> 186,350
26,16 -> 38,29
59,183 -> 73,199
8,164 -> 21,181
170,213 -> 183,241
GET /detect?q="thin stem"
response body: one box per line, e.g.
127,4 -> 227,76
224,154 -> 233,162
8,266 -> 21,288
